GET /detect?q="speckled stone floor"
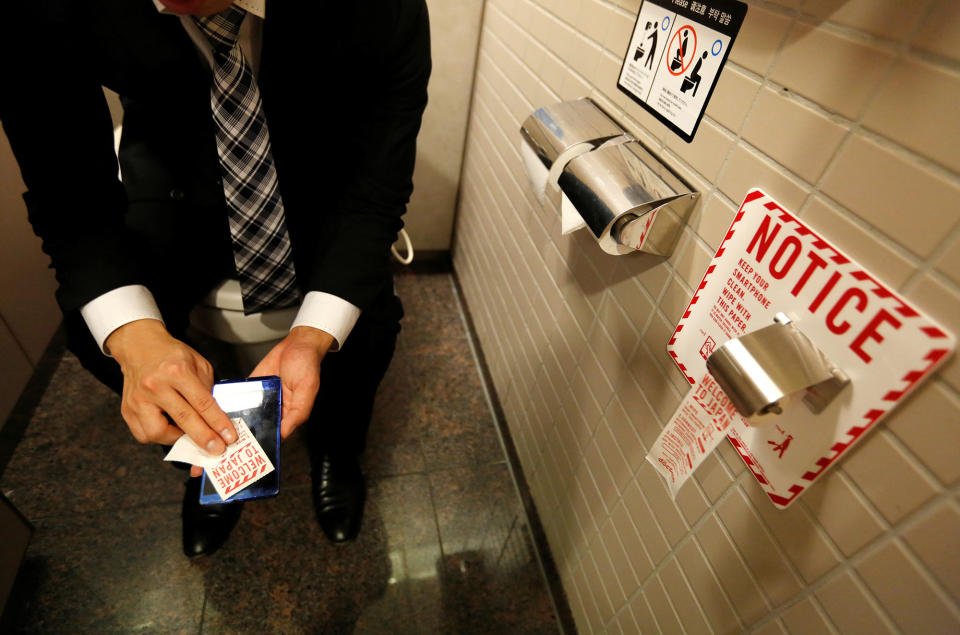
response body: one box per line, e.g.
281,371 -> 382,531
0,269 -> 562,634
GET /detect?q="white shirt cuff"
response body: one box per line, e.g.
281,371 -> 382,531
80,285 -> 164,355
291,291 -> 361,351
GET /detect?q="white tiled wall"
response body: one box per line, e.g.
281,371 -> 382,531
452,0 -> 960,632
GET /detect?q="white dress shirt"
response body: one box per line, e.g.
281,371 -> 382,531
81,0 -> 360,355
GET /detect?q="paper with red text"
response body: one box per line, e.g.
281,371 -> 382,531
648,372 -> 739,497
665,189 -> 954,508
164,417 -> 275,501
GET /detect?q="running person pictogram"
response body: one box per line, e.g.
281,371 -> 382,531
768,435 -> 793,459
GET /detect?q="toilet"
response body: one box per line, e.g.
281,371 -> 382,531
186,231 -> 414,375
188,278 -> 298,374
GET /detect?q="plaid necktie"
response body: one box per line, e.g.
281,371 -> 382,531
194,6 -> 299,314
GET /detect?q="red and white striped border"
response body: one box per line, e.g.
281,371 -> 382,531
667,190 -> 762,384
667,189 -> 953,508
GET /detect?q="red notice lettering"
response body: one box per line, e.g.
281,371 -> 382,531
826,288 -> 868,335
739,211 -> 905,367
769,235 -> 802,280
850,309 -> 902,363
790,251 -> 827,297
746,214 -> 781,262
809,271 -> 841,313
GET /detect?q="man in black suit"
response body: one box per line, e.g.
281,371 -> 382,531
1,0 -> 430,555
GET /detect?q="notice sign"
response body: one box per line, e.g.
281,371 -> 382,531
618,0 -> 747,142
662,189 -> 954,508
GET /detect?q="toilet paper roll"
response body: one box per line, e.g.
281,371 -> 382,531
520,140 -> 549,200
561,193 -> 587,235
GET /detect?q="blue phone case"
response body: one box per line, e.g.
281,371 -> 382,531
199,376 -> 282,505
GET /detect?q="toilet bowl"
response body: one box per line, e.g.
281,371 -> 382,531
188,278 -> 298,373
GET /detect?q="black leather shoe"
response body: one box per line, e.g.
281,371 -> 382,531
181,476 -> 243,557
312,453 -> 366,543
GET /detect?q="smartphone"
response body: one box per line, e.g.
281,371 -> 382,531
199,376 -> 282,505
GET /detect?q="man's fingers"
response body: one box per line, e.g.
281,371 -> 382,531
280,413 -> 305,439
154,424 -> 186,446
158,391 -> 226,455
279,386 -> 299,438
279,380 -> 319,438
280,405 -> 303,439
190,465 -> 204,478
135,405 -> 186,445
124,411 -> 149,444
174,375 -> 236,444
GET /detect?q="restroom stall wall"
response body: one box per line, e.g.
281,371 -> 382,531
452,0 -> 960,632
404,0 -> 486,251
0,130 -> 61,428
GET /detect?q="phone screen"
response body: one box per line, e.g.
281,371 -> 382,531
199,376 -> 282,505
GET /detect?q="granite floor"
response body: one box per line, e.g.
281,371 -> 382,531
0,269 -> 562,633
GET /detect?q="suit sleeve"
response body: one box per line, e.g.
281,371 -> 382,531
0,7 -> 145,317
302,0 -> 432,310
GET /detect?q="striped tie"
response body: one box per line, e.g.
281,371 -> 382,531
194,6 -> 299,314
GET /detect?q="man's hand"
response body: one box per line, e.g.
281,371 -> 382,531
107,319 -> 236,476
250,326 -> 334,439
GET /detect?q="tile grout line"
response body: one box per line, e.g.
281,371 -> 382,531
197,593 -> 207,635
423,466 -> 448,561
494,513 -> 522,569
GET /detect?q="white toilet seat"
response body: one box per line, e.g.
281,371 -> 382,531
188,279 -> 297,344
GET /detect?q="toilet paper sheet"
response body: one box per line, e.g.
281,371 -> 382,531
164,416 -> 275,501
646,372 -> 738,497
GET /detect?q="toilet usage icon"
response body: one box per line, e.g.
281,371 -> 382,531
670,27 -> 715,98
632,14 -> 670,70
667,25 -> 695,76
618,0 -> 747,142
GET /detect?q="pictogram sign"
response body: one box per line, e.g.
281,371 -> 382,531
618,0 -> 747,142
657,189 -> 955,508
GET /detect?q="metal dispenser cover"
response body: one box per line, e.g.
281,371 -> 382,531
519,97 -> 625,172
558,140 -> 699,256
706,313 -> 850,418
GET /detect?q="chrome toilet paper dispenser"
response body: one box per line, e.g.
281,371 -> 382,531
706,313 -> 850,418
558,140 -> 699,256
520,98 -> 699,257
519,97 -> 625,174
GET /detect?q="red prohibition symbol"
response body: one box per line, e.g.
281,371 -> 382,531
666,25 -> 697,76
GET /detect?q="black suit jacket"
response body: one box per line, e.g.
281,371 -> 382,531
2,0 -> 430,324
